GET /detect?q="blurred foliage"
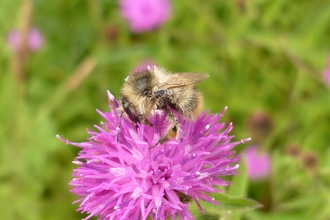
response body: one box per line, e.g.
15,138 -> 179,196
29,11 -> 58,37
0,0 -> 330,219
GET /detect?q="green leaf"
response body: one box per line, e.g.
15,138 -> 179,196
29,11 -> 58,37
227,158 -> 249,220
190,193 -> 262,219
213,193 -> 262,211
228,157 -> 248,196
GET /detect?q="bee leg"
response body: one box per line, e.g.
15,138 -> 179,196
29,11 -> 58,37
116,111 -> 125,142
163,113 -> 178,141
139,115 -> 153,126
116,110 -> 139,143
150,110 -> 178,148
122,97 -> 140,126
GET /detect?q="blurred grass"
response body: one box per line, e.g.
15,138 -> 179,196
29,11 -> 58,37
0,0 -> 330,219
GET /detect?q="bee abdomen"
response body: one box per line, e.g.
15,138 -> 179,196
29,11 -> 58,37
172,88 -> 203,120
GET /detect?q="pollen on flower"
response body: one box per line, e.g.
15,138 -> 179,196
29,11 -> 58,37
58,91 -> 249,220
72,161 -> 83,165
109,167 -> 126,176
56,135 -> 69,144
242,137 -> 252,143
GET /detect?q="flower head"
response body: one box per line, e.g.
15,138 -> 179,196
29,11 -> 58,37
246,110 -> 273,142
7,28 -> 43,52
120,0 -> 171,33
58,91 -> 249,219
244,146 -> 271,181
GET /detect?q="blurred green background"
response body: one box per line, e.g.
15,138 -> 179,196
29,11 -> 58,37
1,0 -> 330,219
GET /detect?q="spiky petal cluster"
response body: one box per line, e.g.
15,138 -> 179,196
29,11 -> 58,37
58,91 -> 249,220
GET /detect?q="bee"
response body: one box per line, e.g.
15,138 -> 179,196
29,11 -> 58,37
119,66 -> 209,147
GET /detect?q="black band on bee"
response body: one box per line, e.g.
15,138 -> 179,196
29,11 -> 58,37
154,89 -> 167,98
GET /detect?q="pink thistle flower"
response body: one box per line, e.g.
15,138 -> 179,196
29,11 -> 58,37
58,91 -> 249,220
244,146 -> 271,181
120,0 -> 172,33
7,28 -> 44,52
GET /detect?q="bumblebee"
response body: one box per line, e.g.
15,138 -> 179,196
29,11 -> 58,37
120,66 -> 209,146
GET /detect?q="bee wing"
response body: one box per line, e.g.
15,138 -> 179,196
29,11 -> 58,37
157,73 -> 209,89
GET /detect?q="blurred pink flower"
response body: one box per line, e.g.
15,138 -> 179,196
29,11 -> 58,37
133,60 -> 158,73
58,91 -> 249,219
7,28 -> 43,52
120,0 -> 171,33
323,56 -> 330,86
245,146 -> 271,181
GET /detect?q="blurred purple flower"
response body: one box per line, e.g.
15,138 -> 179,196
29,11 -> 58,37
245,146 -> 271,181
120,0 -> 171,33
7,28 -> 43,52
133,60 -> 158,73
323,56 -> 330,86
58,91 -> 249,219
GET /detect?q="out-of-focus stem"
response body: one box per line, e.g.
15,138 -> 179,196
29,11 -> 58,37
34,57 -> 97,124
12,0 -> 33,85
87,0 -> 105,42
